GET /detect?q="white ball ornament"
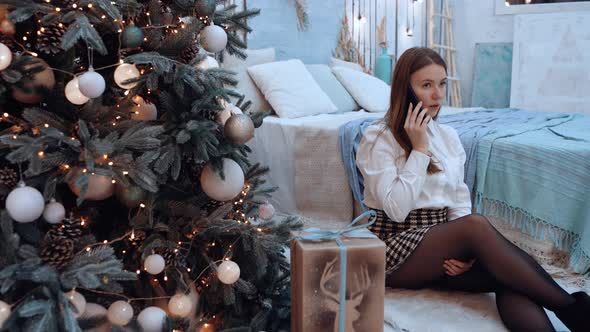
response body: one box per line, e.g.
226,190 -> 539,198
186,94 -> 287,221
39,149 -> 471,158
217,260 -> 240,284
114,63 -> 140,89
107,301 -> 133,326
0,300 -> 11,327
43,199 -> 65,224
258,202 -> 275,220
131,95 -> 158,121
0,42 -> 12,70
137,306 -> 167,332
144,254 -> 166,275
199,158 -> 244,202
168,294 -> 192,318
66,290 -> 87,318
6,182 -> 45,223
78,68 -> 106,99
200,24 -> 228,53
196,56 -> 219,70
65,77 -> 90,105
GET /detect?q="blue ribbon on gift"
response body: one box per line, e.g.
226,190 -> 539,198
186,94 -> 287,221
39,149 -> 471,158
297,209 -> 378,332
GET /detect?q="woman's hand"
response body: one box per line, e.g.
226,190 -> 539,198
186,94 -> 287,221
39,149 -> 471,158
443,258 -> 476,276
404,101 -> 430,155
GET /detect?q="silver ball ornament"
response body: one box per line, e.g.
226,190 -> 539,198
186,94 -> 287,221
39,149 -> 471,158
80,303 -> 110,332
78,68 -> 106,99
196,56 -> 219,70
107,301 -> 133,326
217,260 -> 240,284
43,199 -> 66,224
258,202 -> 275,220
199,158 -> 244,202
6,183 -> 45,223
224,114 -> 255,145
200,24 -> 228,53
137,306 -> 166,332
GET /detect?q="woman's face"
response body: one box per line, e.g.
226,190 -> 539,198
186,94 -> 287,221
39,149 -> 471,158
409,64 -> 447,118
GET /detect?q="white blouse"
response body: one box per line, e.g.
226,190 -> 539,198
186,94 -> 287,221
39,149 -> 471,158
356,119 -> 472,222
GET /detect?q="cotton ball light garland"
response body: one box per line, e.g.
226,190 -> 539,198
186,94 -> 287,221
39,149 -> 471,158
217,260 -> 240,284
65,77 -> 89,105
66,290 -> 87,318
114,63 -> 140,89
0,300 -> 11,327
168,294 -> 192,318
107,301 -> 133,326
144,254 -> 166,275
0,42 -> 12,70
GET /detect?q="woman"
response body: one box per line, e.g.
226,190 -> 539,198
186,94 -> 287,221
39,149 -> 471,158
356,47 -> 589,332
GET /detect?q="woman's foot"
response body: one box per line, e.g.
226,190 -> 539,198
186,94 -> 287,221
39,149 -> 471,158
554,291 -> 590,332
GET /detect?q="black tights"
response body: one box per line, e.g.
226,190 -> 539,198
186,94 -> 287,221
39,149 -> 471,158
386,214 -> 574,332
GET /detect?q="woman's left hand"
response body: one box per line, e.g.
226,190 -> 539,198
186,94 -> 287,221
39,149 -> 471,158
443,259 -> 476,276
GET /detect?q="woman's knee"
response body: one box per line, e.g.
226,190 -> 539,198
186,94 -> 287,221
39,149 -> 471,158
454,213 -> 494,237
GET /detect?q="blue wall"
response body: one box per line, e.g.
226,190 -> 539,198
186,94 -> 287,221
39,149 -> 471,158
247,0 -> 343,64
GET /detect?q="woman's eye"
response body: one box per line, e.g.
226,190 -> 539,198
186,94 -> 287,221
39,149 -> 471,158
440,81 -> 447,86
423,83 -> 431,88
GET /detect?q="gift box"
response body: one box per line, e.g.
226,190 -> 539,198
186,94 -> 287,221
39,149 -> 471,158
291,211 -> 386,332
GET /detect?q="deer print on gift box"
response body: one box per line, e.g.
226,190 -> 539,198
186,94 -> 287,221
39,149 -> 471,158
320,257 -> 372,332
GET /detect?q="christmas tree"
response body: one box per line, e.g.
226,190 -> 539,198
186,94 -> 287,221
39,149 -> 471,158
0,0 -> 301,331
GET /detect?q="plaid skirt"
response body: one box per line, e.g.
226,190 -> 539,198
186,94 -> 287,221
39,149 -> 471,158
368,208 -> 449,272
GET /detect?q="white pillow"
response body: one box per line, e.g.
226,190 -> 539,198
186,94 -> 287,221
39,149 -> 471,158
330,57 -> 364,72
247,59 -> 338,118
332,66 -> 390,112
221,48 -> 275,113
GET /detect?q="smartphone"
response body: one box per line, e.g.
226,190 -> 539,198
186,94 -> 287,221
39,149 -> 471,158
407,87 -> 420,108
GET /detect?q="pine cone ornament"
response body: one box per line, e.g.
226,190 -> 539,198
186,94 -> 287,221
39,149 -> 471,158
125,229 -> 146,247
37,24 -> 66,55
180,45 -> 199,64
48,216 -> 84,239
40,237 -> 75,268
155,247 -> 184,267
0,166 -> 18,189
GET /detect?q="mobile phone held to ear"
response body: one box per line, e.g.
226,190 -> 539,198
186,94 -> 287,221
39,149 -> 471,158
407,87 -> 419,108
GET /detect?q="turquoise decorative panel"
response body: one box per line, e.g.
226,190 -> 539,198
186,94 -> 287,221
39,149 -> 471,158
471,43 -> 513,108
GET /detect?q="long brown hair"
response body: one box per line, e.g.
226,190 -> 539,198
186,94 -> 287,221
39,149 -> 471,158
384,47 -> 446,174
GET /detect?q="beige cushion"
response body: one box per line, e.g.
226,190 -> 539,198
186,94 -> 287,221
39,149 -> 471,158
221,48 -> 275,113
247,59 -> 338,118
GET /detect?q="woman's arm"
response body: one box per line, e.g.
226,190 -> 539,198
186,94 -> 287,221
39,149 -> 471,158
446,128 -> 472,220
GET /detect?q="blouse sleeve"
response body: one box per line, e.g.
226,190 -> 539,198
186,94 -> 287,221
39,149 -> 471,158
446,128 -> 472,220
356,125 -> 431,222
